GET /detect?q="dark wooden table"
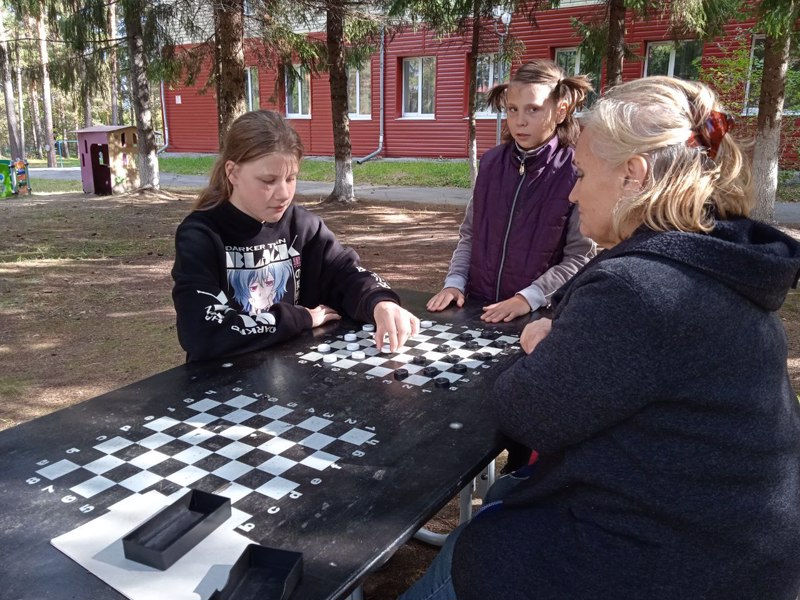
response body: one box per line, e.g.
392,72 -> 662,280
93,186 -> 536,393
0,290 -> 526,600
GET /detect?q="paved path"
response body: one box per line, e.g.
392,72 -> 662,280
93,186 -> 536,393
29,167 -> 800,223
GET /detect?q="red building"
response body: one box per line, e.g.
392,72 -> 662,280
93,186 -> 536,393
162,1 -> 799,166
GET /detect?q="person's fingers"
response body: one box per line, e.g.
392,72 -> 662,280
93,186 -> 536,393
384,325 -> 399,353
456,293 -> 465,307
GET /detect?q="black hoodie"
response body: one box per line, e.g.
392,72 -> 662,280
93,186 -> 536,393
453,218 -> 800,600
172,202 -> 399,362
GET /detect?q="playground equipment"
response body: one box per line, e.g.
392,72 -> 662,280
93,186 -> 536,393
74,125 -> 140,195
0,158 -> 31,198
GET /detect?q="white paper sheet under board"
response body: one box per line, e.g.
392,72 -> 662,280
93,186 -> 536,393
51,489 -> 253,600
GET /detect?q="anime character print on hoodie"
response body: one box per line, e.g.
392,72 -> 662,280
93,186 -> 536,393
172,201 -> 399,362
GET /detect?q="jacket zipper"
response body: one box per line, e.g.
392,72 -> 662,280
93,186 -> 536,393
495,151 -> 527,302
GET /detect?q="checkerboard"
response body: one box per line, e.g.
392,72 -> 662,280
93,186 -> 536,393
30,389 -> 378,527
297,320 -> 520,390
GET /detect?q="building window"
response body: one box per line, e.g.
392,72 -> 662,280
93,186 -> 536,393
644,40 -> 703,79
286,65 -> 310,118
348,65 -> 371,118
245,67 -> 260,111
744,35 -> 800,115
557,0 -> 603,6
475,53 -> 505,117
402,56 -> 436,117
555,46 -> 601,106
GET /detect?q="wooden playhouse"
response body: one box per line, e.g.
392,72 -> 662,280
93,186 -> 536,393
74,125 -> 140,195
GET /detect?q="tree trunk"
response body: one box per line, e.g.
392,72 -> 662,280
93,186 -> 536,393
109,1 -> 119,126
36,4 -> 56,167
466,0 -> 480,189
213,0 -> 246,149
605,0 -> 626,88
29,80 -> 43,159
124,1 -> 160,189
0,13 -> 22,159
325,0 -> 355,203
750,28 -> 792,223
62,128 -> 71,159
14,30 -> 24,158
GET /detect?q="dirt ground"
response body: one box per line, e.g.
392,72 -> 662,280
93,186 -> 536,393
2,188 -> 800,599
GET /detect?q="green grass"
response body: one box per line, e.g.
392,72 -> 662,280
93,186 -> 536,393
159,156 -> 216,175
159,155 -> 472,188
26,157 -> 81,168
28,179 -> 84,194
0,238 -> 173,263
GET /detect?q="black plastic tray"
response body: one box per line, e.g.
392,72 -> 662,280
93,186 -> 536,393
210,543 -> 303,600
122,490 -> 232,570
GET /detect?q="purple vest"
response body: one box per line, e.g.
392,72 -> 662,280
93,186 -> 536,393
467,136 -> 577,303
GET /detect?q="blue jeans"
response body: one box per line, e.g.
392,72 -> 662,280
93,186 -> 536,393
398,467 -> 535,600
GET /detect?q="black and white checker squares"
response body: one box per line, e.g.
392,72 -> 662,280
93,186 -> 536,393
32,391 -> 377,520
297,320 -> 520,389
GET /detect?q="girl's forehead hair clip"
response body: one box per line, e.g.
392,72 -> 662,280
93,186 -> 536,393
686,110 -> 734,160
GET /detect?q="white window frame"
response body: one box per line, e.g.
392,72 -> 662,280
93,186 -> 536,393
348,65 -> 372,120
644,40 -> 702,78
245,66 -> 259,112
475,53 -> 505,118
553,46 -> 602,110
285,65 -> 311,119
557,0 -> 603,6
401,56 -> 436,119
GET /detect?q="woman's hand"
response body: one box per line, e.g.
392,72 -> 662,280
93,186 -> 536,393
481,295 -> 531,323
426,287 -> 465,312
520,318 -> 552,354
373,301 -> 421,353
305,304 -> 341,328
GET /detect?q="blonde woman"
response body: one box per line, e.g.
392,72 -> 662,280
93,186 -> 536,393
401,77 -> 800,600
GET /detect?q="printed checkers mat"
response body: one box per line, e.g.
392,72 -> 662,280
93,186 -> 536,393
297,319 -> 521,389
32,391 -> 378,521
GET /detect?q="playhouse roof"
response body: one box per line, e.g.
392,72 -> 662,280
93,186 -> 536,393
73,125 -> 136,134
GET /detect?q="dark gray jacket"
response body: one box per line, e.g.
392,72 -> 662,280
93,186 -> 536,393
453,219 -> 800,599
